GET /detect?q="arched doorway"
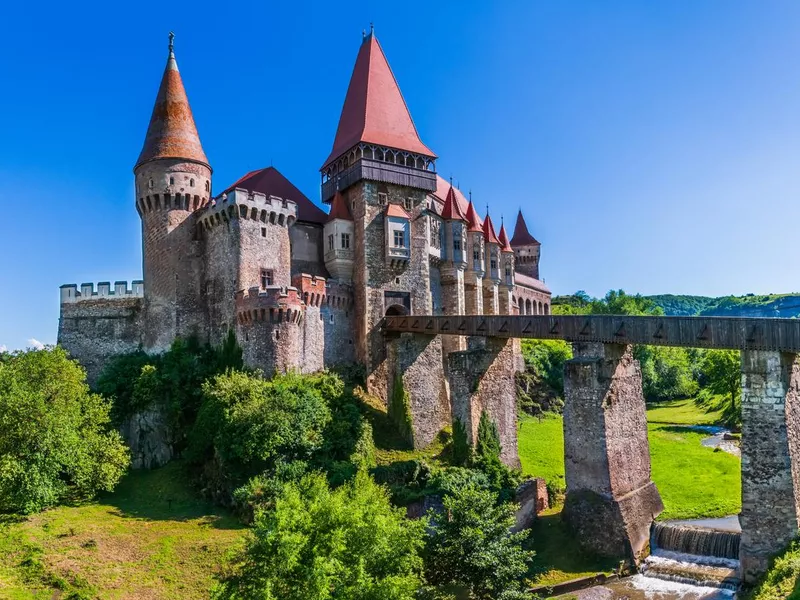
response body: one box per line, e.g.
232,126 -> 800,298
385,304 -> 408,317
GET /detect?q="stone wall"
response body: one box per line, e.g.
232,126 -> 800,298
58,284 -> 145,385
447,336 -> 520,467
562,342 -> 663,562
740,350 -> 800,582
290,222 -> 327,278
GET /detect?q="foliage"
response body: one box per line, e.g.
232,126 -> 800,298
423,483 -> 533,599
697,349 -> 742,428
0,347 -> 129,514
648,293 -> 800,319
473,411 -> 522,502
214,471 -> 426,600
520,340 -> 572,396
634,345 -> 698,400
389,374 -> 414,447
746,538 -> 800,600
451,418 -> 471,466
190,371 -> 332,483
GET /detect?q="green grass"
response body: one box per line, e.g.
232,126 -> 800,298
0,462 -> 245,599
518,399 -> 741,521
746,539 -> 800,600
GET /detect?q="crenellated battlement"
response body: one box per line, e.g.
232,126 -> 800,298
325,280 -> 354,311
291,274 -> 354,309
60,281 -> 144,304
199,188 -> 298,233
235,286 -> 304,324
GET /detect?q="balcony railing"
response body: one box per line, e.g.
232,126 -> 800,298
322,158 -> 438,202
325,248 -> 355,262
388,246 -> 410,260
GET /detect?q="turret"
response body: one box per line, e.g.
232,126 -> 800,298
510,210 -> 541,280
498,221 -> 515,315
441,184 -> 468,269
482,211 -> 501,283
134,33 -> 211,350
324,191 -> 355,281
465,200 -> 484,275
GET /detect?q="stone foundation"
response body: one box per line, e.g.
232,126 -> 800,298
562,342 -> 663,562
739,350 -> 800,583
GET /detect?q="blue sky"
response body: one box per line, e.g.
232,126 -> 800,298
2,1 -> 800,350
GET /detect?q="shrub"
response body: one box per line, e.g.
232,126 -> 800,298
747,538 -> 800,600
0,348 -> 129,513
214,471 -> 426,600
423,483 -> 533,599
390,374 -> 414,447
451,418 -> 471,466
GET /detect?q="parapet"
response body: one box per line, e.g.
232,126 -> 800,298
60,280 -> 144,304
198,188 -> 298,233
235,286 -> 304,324
291,273 -> 354,309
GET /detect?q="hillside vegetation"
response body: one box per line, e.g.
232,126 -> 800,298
647,293 -> 800,318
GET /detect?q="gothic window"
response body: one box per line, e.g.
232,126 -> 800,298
341,233 -> 350,249
393,230 -> 405,248
328,234 -> 335,251
260,269 -> 273,289
205,181 -> 210,192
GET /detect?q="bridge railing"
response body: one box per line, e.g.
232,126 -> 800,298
383,314 -> 800,352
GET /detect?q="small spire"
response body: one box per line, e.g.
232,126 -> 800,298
168,31 -> 175,56
370,22 -> 374,35
362,29 -> 367,40
469,189 -> 472,202
449,175 -> 453,185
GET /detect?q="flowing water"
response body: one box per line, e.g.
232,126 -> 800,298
558,521 -> 741,599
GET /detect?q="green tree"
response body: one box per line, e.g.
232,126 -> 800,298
0,347 -> 129,513
423,484 -> 533,599
214,471 -> 425,600
700,350 -> 742,427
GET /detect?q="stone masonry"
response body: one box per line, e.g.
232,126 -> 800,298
562,342 -> 664,562
740,350 -> 800,583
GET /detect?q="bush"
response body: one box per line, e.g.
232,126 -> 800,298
0,348 -> 129,513
423,483 -> 533,599
390,374 -> 414,447
747,539 -> 800,600
214,471 -> 426,600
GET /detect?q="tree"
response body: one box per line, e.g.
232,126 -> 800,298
423,483 -> 533,599
214,471 -> 425,600
700,350 -> 741,427
0,347 -> 129,514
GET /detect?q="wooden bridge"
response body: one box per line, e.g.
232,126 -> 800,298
383,314 -> 800,352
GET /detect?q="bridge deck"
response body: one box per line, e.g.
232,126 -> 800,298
383,314 -> 800,352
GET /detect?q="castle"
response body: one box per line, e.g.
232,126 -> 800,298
58,31 -> 550,461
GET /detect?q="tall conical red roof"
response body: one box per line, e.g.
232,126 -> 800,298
136,35 -> 209,171
441,185 -> 467,221
465,201 -> 483,233
510,210 -> 540,246
327,190 -> 353,222
322,32 -> 435,169
498,223 -> 514,253
483,212 -> 501,245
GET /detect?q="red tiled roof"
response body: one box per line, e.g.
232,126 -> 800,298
135,45 -> 209,171
498,223 -> 514,253
431,175 -> 472,221
386,203 -> 411,219
515,272 -> 550,294
322,34 -> 435,169
510,210 -> 540,247
441,185 -> 467,221
483,213 -> 501,245
327,190 -> 353,222
464,200 -> 483,233
219,166 -> 327,224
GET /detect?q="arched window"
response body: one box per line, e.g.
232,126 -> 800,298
169,176 -> 174,185
190,178 -> 195,187
148,178 -> 154,189
205,181 -> 210,192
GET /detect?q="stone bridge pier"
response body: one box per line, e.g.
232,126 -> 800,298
562,342 -> 663,562
740,350 -> 800,583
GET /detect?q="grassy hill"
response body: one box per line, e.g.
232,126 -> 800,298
647,293 -> 800,318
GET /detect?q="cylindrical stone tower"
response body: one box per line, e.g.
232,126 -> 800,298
134,33 -> 212,351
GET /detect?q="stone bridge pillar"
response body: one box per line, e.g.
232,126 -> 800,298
386,333 -> 451,449
448,337 -> 520,467
562,342 -> 663,562
740,350 -> 800,583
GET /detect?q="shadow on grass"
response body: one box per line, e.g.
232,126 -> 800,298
99,461 -> 244,530
526,510 -> 617,585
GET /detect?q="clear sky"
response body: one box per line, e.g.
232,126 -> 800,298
2,0 -> 800,351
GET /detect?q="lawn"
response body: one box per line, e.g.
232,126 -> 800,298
0,462 -> 245,599
518,399 -> 741,521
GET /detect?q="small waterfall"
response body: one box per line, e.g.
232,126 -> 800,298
651,522 -> 740,560
638,522 -> 741,594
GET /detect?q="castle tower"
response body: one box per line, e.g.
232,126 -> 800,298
440,184 -> 468,352
482,211 -> 501,315
134,33 -> 212,351
510,210 -> 541,280
498,221 -> 515,314
323,191 -> 355,281
320,29 -> 439,397
464,200 -> 485,315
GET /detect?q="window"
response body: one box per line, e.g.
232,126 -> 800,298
260,269 -> 273,289
378,192 -> 388,205
490,258 -> 497,270
393,230 -> 405,248
148,178 -> 154,189
329,314 -> 335,324
404,197 -> 413,211
190,178 -> 195,187
261,227 -> 266,237
341,233 -> 350,249
169,177 -> 174,185
205,181 -> 210,192
454,236 -> 462,251
328,234 -> 335,251
430,220 -> 441,249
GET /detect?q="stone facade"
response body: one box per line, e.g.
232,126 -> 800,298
562,342 -> 664,562
739,350 -> 800,583
57,31 -> 551,467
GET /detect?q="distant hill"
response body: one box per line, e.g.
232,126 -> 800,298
646,294 -> 800,318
